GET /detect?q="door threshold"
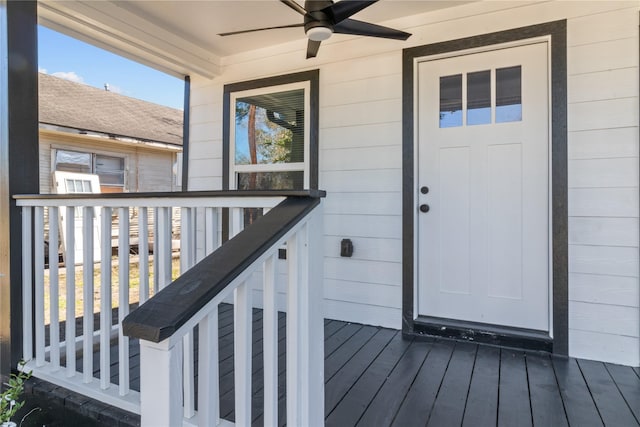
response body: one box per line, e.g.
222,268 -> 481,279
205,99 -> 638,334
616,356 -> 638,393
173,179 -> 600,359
411,316 -> 553,352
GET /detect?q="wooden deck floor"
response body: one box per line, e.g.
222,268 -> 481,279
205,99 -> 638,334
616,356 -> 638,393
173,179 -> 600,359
67,303 -> 640,426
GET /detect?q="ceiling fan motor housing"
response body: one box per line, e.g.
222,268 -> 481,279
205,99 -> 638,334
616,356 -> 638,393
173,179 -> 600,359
305,12 -> 333,40
304,0 -> 334,40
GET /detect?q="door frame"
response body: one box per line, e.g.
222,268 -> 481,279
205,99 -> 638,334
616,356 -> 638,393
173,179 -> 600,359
401,21 -> 568,354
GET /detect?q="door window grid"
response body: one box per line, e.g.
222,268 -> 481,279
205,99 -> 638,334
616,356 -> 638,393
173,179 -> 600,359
439,65 -> 522,128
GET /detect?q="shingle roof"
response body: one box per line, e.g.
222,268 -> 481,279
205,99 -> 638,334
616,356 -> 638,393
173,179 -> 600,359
39,73 -> 183,146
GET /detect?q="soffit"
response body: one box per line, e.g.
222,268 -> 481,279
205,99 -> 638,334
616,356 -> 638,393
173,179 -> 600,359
38,0 -> 471,79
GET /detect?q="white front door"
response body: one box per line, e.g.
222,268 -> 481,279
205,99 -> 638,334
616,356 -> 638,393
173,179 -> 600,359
417,42 -> 550,331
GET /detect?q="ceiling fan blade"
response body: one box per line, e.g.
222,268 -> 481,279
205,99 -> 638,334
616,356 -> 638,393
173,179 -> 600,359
307,39 -> 322,58
334,18 -> 411,40
324,0 -> 378,24
218,23 -> 304,37
280,0 -> 308,16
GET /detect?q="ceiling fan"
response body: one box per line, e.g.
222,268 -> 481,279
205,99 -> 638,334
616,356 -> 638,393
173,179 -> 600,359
218,0 -> 411,59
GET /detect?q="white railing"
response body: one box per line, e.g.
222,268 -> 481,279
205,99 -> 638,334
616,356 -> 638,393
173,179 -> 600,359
15,192 -> 291,415
123,196 -> 324,427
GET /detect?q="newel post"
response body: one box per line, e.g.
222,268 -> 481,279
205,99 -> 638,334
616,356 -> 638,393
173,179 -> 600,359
286,203 -> 324,426
139,338 -> 183,427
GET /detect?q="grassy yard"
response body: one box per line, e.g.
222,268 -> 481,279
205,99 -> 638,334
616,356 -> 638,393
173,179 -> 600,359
43,257 -> 181,324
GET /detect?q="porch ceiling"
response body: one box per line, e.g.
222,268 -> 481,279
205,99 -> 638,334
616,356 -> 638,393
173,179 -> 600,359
38,0 -> 471,79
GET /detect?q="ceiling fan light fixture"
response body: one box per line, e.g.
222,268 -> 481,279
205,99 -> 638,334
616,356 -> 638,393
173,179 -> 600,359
307,26 -> 332,41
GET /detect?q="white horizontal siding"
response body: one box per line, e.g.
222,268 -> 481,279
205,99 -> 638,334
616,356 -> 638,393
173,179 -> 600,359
324,279 -> 401,309
324,214 -> 401,240
569,217 -> 638,247
325,258 -> 401,287
569,158 -> 638,188
569,127 -> 638,160
570,273 -> 638,307
321,122 -> 402,150
324,192 -> 401,216
569,187 -> 639,218
570,244 -> 639,278
187,0 -> 640,365
320,169 -> 401,193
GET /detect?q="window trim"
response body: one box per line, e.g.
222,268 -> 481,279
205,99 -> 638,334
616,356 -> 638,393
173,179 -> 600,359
223,70 -> 319,190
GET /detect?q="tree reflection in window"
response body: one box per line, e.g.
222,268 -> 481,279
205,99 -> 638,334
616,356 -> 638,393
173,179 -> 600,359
235,89 -> 305,190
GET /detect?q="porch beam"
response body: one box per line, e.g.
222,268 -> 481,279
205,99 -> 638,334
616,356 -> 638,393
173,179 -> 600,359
0,0 -> 39,379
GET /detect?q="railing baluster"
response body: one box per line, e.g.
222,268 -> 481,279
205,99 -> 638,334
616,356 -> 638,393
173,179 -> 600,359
21,207 -> 33,362
153,207 -> 159,294
204,207 -> 217,257
82,206 -> 94,384
139,207 -> 149,303
183,332 -> 195,419
263,253 -> 278,426
234,282 -> 252,426
118,207 -> 131,396
49,206 -> 60,371
157,207 -> 171,289
65,206 -> 76,377
230,207 -> 242,238
180,207 -> 196,419
100,207 -> 112,390
286,229 -> 301,424
198,309 -> 219,427
34,206 -> 45,367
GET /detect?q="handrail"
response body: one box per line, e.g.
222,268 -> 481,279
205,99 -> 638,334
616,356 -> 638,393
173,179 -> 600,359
122,195 -> 322,343
14,189 -> 325,202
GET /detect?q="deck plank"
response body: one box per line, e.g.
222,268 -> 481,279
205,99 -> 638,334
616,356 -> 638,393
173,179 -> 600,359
325,323 -> 365,358
426,341 -> 477,427
606,363 -> 640,422
578,359 -> 639,427
326,331 -> 409,426
498,348 -> 532,427
324,328 -> 397,416
462,344 -> 500,427
355,338 -> 432,427
391,340 -> 455,426
325,325 -> 380,381
552,357 -> 604,427
527,352 -> 568,426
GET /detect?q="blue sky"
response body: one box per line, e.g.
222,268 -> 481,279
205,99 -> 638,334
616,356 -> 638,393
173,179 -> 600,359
38,26 -> 184,110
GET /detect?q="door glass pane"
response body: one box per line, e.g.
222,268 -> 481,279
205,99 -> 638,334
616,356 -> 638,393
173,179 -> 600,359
467,70 -> 491,126
496,66 -> 522,123
235,89 -> 305,166
439,74 -> 462,128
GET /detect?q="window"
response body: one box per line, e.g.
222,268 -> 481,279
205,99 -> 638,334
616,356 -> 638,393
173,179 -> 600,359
439,66 -> 522,128
224,70 -> 319,191
54,149 -> 126,192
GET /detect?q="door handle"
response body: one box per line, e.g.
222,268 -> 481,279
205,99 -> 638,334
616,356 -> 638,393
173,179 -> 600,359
419,204 -> 430,213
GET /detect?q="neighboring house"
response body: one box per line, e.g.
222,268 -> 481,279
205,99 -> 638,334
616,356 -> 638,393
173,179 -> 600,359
1,1 -> 639,426
39,72 -> 183,194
